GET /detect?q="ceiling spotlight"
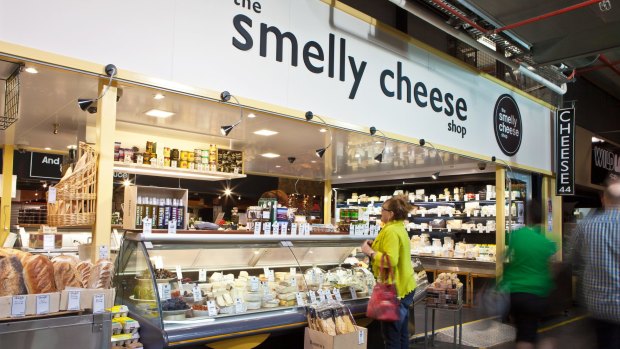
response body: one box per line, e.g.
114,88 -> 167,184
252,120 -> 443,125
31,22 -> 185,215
374,153 -> 383,163
53,123 -> 59,135
306,111 -> 333,159
219,90 -> 244,137
24,67 -> 38,74
77,64 -> 117,113
288,157 -> 296,164
153,93 -> 165,100
431,171 -> 440,180
369,126 -> 387,163
421,140 -> 444,180
316,148 -> 327,158
123,179 -> 132,187
419,139 -> 426,146
369,126 -> 377,136
224,188 -> 232,196
305,111 -> 314,121
42,182 -> 48,188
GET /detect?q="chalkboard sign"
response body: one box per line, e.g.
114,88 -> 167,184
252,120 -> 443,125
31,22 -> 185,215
30,152 -> 63,179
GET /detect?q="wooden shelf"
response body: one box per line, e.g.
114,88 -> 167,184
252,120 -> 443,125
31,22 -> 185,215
113,162 -> 246,181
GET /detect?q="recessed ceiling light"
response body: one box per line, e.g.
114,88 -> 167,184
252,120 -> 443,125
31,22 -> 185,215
44,147 -> 51,150
153,93 -> 165,100
355,154 -> 361,158
67,145 -> 77,149
375,140 -> 383,144
253,129 -> 279,136
319,128 -> 327,133
24,67 -> 38,74
311,160 -> 317,163
275,165 -> 281,168
145,109 -> 175,118
247,113 -> 256,118
261,153 -> 280,158
337,176 -> 342,179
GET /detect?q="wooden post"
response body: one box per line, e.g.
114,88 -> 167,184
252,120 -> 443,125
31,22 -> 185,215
495,167 -> 506,277
323,180 -> 332,225
543,176 -> 563,261
92,83 -> 117,261
0,145 -> 15,245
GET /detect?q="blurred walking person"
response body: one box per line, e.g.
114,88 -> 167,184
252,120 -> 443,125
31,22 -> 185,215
571,179 -> 620,349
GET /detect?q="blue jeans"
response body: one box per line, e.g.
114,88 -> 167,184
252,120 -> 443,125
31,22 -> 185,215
380,290 -> 415,349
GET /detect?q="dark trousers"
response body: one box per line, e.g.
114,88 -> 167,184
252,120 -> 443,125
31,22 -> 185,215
380,290 -> 415,349
593,318 -> 620,349
510,292 -> 547,343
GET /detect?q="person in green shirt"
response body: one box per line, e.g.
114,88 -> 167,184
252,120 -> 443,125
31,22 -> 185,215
500,201 -> 557,349
361,196 -> 416,349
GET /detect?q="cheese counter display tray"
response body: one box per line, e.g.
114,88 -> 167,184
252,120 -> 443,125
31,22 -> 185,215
113,232 -> 374,348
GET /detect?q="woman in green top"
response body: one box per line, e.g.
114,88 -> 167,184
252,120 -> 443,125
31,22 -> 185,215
500,202 -> 557,349
361,196 -> 416,349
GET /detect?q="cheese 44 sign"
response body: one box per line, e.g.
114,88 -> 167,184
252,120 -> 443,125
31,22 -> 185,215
556,108 -> 574,195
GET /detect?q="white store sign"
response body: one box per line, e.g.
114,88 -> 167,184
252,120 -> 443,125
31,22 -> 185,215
0,0 -> 553,171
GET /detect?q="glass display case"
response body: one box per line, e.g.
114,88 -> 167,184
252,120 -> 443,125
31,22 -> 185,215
113,232 -> 373,349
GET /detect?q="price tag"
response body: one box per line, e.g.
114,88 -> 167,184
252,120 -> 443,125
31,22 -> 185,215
261,281 -> 270,296
349,224 -> 354,236
474,211 -> 479,217
93,294 -> 105,314
67,290 -> 81,311
263,267 -> 270,278
281,222 -> 289,235
253,222 -> 262,235
464,195 -> 469,202
144,242 -> 154,249
168,220 -> 177,234
358,330 -> 365,344
421,212 -> 426,217
290,267 -> 297,275
306,223 -> 312,235
475,194 -> 480,201
447,227 -> 452,233
333,288 -> 342,302
207,300 -> 218,317
318,290 -> 326,302
437,212 -> 441,217
193,285 -> 202,302
268,270 -> 275,282
175,266 -> 183,281
424,197 -> 428,202
467,227 -> 471,234
449,213 -> 453,217
445,196 -> 450,202
98,245 -> 109,260
308,290 -> 317,304
250,277 -> 259,292
36,294 -> 50,315
199,269 -> 207,282
349,287 -> 358,300
466,212 -> 471,218
429,225 -> 433,232
296,293 -> 305,306
272,223 -> 279,235
43,234 -> 55,250
143,217 -> 153,234
48,187 -> 57,203
158,284 -> 171,301
290,223 -> 297,235
11,295 -> 26,317
290,276 -> 297,288
264,222 -> 271,235
235,298 -> 244,313
485,226 -> 490,233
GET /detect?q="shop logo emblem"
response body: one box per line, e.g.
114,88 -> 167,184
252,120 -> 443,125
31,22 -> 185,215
493,94 -> 522,156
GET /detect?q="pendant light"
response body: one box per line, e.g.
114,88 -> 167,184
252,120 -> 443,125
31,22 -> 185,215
305,111 -> 333,158
77,64 -> 118,114
419,139 -> 444,180
369,126 -> 387,163
219,91 -> 244,136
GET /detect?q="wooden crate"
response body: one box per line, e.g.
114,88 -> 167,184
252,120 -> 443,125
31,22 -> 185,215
47,142 -> 97,227
123,185 -> 188,230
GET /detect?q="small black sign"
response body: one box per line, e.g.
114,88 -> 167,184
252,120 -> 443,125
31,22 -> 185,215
556,108 -> 575,195
591,142 -> 620,185
493,94 -> 522,156
30,152 -> 63,179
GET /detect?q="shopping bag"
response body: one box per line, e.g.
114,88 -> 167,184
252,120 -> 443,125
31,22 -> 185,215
366,254 -> 400,322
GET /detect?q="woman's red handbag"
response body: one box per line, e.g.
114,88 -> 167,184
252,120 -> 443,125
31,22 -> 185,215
366,254 -> 400,321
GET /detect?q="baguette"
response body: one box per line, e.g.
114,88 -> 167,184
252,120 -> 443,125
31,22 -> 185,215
0,254 -> 28,296
23,255 -> 57,294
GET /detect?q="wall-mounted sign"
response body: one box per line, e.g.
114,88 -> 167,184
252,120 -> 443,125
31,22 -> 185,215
591,142 -> 620,185
556,108 -> 574,195
493,94 -> 522,156
30,152 -> 63,179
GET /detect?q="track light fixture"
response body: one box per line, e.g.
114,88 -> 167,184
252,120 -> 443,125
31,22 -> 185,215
305,111 -> 333,158
288,157 -> 296,164
219,91 -> 244,137
77,64 -> 118,114
420,139 -> 444,180
369,126 -> 387,163
53,123 -> 59,135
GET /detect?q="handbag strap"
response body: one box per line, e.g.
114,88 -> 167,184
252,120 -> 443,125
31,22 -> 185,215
379,254 -> 395,284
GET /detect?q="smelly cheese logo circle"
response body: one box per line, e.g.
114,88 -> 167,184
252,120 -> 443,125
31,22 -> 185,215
493,94 -> 522,156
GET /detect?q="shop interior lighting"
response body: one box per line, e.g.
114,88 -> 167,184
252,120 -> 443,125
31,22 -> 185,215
253,129 -> 278,136
288,157 -> 296,164
261,153 -> 280,158
369,126 -> 387,163
44,147 -> 51,151
24,67 -> 38,74
53,123 -> 59,134
224,188 -> 232,196
145,109 -> 175,118
77,64 -> 118,114
305,111 -> 333,158
123,179 -> 132,187
247,113 -> 256,118
419,139 -> 444,180
42,182 -> 48,188
153,93 -> 165,100
219,91 -> 244,136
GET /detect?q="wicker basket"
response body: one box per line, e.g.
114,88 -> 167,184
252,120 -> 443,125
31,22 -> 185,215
47,142 -> 98,227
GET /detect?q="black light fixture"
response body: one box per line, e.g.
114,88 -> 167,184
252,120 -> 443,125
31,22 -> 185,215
219,91 -> 244,137
369,126 -> 387,163
420,139 -> 444,180
305,111 -> 333,158
53,123 -> 59,135
288,157 -> 296,164
77,64 -> 118,114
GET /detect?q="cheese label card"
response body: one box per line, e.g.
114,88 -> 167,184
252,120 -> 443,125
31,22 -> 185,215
142,218 -> 152,234
93,294 -> 105,314
281,222 -> 289,235
349,224 -> 354,235
429,226 -> 433,232
264,222 -> 271,235
271,223 -> 278,235
447,227 -> 452,233
235,298 -> 244,313
268,270 -> 275,282
349,287 -> 358,300
175,266 -> 183,281
445,196 -> 450,202
11,295 -> 26,317
261,281 -> 270,296
199,269 -> 207,282
474,211 -> 479,217
449,213 -> 453,217
290,223 -> 297,235
290,267 -> 297,275
36,294 -> 50,315
475,194 -> 480,201
318,290 -> 326,302
333,289 -> 342,302
253,222 -> 262,235
358,330 -> 365,344
168,220 -> 177,234
425,197 -> 429,202
421,213 -> 425,217
296,293 -> 305,306
48,187 -> 57,203
153,256 -> 164,269
158,284 -> 171,301
467,227 -> 471,234
98,245 -> 109,260
193,285 -> 202,302
263,267 -> 270,278
290,276 -> 297,287
308,290 -> 317,304
144,242 -> 154,249
67,290 -> 81,311
207,300 -> 218,317
249,277 -> 259,292
467,212 -> 471,217
43,234 -> 55,250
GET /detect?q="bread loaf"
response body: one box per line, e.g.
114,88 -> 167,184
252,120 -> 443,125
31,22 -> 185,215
52,256 -> 82,290
87,259 -> 114,289
0,248 -> 32,266
76,261 -> 93,288
51,254 -> 79,266
0,254 -> 28,296
23,255 -> 57,294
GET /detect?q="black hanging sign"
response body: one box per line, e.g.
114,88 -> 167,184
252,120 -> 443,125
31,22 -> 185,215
30,152 -> 63,179
591,142 -> 620,185
556,108 -> 575,195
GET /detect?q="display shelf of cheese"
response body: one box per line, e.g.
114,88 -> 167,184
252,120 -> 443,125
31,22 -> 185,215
113,161 -> 246,181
